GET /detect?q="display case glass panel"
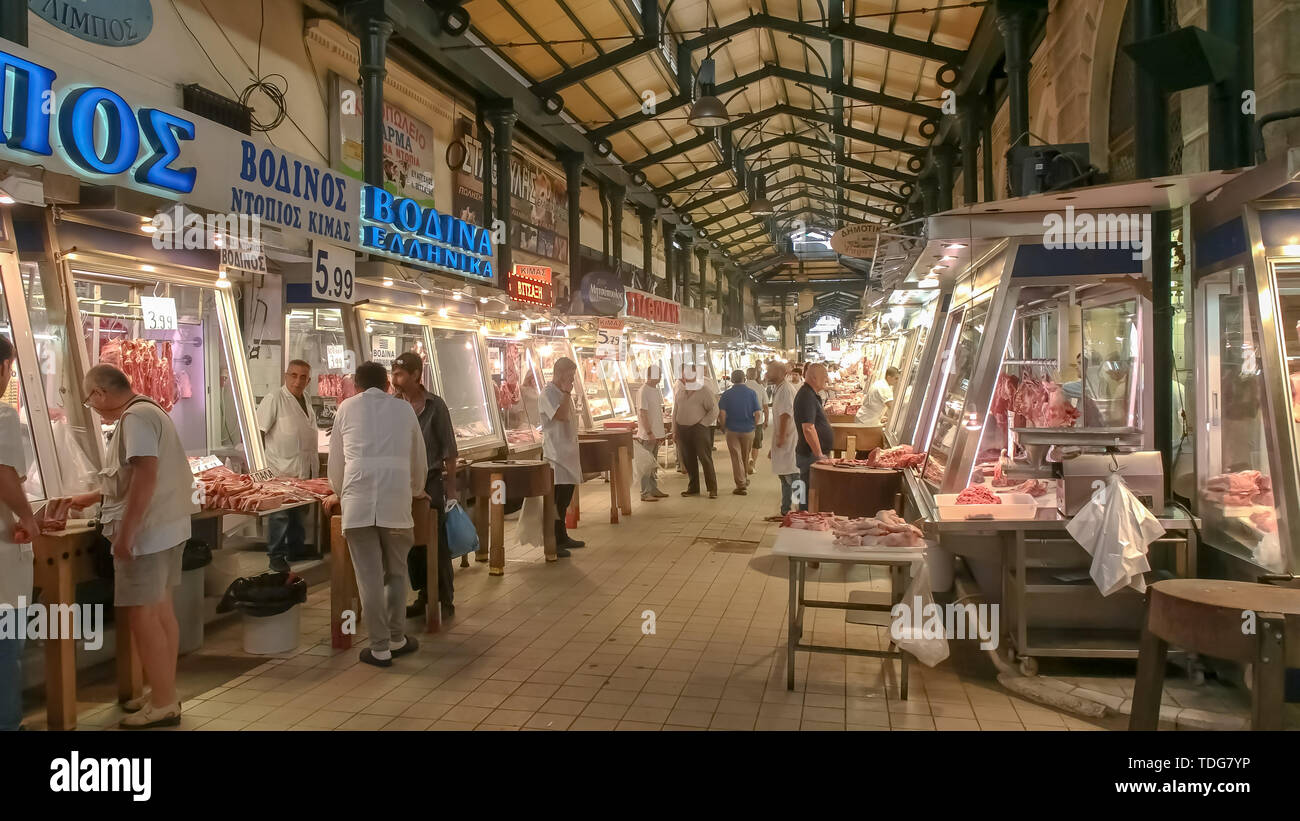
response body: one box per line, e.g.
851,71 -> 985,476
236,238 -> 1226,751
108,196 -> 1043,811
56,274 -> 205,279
285,306 -> 352,435
429,327 -> 499,447
920,296 -> 991,487
487,337 -> 543,449
1079,297 -> 1142,428
16,261 -> 100,493
535,337 -> 590,427
0,269 -> 48,502
626,342 -> 673,410
1198,271 -> 1281,569
73,270 -> 255,472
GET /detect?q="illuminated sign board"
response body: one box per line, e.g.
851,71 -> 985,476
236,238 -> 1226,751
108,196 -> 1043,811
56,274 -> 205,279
508,264 -> 552,306
622,288 -> 680,325
360,185 -> 494,281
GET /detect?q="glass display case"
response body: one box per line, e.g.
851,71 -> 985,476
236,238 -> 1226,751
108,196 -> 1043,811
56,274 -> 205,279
487,336 -> 543,451
354,305 -> 504,457
69,258 -> 262,474
626,340 -> 674,413
285,306 -> 353,443
919,294 -> 991,488
534,335 -> 592,429
577,347 -> 633,422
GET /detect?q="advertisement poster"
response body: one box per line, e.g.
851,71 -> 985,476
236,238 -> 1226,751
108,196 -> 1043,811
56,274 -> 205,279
331,74 -> 436,207
452,114 -> 568,266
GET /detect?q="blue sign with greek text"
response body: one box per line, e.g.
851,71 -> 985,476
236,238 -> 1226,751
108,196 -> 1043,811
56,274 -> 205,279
361,185 -> 495,282
31,0 -> 153,47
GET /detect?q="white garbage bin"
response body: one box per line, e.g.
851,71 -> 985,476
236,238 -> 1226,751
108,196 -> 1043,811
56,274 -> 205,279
242,606 -> 302,655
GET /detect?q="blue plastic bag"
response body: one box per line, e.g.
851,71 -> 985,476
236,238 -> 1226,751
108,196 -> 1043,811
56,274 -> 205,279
444,500 -> 479,558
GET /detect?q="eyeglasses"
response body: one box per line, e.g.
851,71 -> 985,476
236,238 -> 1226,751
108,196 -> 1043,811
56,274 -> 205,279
82,388 -> 100,409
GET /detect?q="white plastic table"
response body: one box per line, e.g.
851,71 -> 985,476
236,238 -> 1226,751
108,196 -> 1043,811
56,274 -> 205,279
772,528 -> 928,694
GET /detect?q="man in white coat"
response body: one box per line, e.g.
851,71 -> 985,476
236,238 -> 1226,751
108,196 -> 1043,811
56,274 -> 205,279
539,357 -> 583,556
256,359 -> 319,572
766,360 -> 799,521
328,362 -> 427,667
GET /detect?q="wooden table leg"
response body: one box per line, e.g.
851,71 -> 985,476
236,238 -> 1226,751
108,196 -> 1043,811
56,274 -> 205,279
41,554 -> 77,730
1129,623 -> 1169,730
543,490 -> 558,562
1252,614 -> 1286,731
787,558 -> 798,690
609,453 -> 621,524
618,444 -> 633,516
489,472 -> 505,576
116,611 -> 142,704
474,492 -> 489,563
426,508 -> 442,633
330,515 -> 356,649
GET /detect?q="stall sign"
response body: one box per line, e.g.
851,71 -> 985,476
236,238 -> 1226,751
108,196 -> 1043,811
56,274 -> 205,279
31,0 -> 154,46
360,185 -> 494,282
220,244 -> 267,275
311,240 -> 357,304
0,44 -> 358,246
508,264 -> 553,306
829,224 -> 879,258
139,296 -> 177,338
371,336 -> 397,364
596,319 -> 624,360
622,288 -> 679,326
188,455 -> 222,474
331,74 -> 436,206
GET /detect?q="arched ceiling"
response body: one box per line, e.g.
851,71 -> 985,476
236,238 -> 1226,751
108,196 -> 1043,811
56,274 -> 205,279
463,0 -> 985,277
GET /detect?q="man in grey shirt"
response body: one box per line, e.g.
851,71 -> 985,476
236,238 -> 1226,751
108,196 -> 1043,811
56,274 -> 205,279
672,365 -> 718,498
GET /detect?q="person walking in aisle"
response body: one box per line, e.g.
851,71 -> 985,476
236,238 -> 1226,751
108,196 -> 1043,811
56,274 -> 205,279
329,362 -> 427,667
717,370 -> 762,495
794,362 -> 834,512
256,359 -> 319,573
63,364 -> 201,728
0,336 -> 38,731
540,357 -> 584,555
636,364 -> 670,502
673,365 -> 718,498
744,367 -> 768,474
855,366 -> 898,427
390,352 -> 459,621
765,360 -> 799,521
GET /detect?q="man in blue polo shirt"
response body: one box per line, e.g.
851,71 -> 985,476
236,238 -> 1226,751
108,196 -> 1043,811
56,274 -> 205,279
717,370 -> 762,495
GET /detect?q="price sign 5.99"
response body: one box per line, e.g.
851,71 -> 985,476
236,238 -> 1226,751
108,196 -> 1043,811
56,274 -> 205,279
311,241 -> 357,304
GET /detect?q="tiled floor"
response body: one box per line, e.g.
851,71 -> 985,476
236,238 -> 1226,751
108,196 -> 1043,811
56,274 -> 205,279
29,448 -> 1105,732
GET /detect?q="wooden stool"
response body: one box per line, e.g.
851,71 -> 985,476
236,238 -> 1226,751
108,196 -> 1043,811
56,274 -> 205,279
808,463 -> 903,517
588,428 -> 635,516
578,436 -> 620,524
1130,579 -> 1300,730
469,460 -> 557,576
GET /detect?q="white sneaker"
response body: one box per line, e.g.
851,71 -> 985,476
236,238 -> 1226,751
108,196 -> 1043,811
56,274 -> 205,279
120,701 -> 182,729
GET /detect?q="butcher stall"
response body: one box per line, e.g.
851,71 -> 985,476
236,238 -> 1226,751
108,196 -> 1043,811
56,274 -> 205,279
1190,147 -> 1300,579
872,175 -> 1253,675
883,288 -> 944,448
486,329 -> 545,457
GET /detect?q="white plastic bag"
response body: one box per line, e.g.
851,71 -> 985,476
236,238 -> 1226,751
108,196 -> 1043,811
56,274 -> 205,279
632,439 -> 656,482
890,564 -> 950,667
1067,472 -> 1165,596
512,496 -> 546,550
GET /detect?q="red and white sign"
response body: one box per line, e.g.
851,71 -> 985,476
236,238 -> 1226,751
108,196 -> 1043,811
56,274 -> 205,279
596,318 -> 624,360
508,264 -> 553,307
622,288 -> 680,325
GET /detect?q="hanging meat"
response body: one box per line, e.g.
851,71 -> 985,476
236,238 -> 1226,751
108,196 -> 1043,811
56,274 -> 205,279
100,338 -> 176,411
989,373 -> 1020,426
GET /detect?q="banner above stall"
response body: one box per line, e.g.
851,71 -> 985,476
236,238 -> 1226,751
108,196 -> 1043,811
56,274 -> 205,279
331,74 -> 437,207
622,288 -> 680,327
0,43 -> 358,247
508,264 -> 553,306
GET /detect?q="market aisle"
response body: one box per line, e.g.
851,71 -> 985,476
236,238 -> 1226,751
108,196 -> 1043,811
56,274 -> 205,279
38,450 -> 1100,732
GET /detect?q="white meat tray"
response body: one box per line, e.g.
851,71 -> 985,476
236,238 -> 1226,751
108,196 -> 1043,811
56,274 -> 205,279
934,493 -> 1039,521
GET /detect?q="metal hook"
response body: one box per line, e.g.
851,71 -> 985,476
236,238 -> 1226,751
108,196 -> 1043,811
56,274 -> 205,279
1109,450 -> 1120,474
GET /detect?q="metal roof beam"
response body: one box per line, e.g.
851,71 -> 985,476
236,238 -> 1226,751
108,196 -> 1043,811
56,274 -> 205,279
529,0 -> 659,95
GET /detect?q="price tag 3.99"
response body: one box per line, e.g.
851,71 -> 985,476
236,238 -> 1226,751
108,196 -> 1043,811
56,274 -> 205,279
140,296 -> 178,339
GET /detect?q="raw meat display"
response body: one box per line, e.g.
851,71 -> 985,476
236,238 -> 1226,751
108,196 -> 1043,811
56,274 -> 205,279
989,373 -> 1020,425
454,421 -> 492,440
100,339 -> 176,411
197,466 -> 318,513
995,478 -> 1048,497
506,428 -> 541,445
1007,377 -> 1080,428
779,511 -> 836,530
1203,470 -> 1273,507
829,509 -> 926,549
956,485 -> 1000,505
269,476 -> 335,499
823,398 -> 862,417
1292,372 -> 1300,423
922,460 -> 945,485
1250,509 -> 1277,533
828,458 -> 876,468
865,444 -> 927,469
317,373 -> 357,399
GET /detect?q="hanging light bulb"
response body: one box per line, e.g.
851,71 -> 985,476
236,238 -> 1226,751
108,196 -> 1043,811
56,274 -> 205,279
382,276 -> 394,287
438,307 -> 449,318
216,269 -> 231,289
749,176 -> 774,215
